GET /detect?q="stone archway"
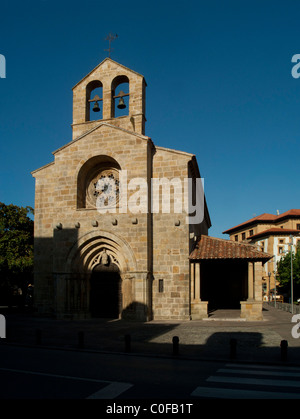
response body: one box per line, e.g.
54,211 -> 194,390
64,230 -> 139,319
66,230 -> 137,274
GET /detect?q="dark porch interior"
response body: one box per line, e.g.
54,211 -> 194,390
200,260 -> 248,311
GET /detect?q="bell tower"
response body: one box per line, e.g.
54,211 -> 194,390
72,58 -> 147,139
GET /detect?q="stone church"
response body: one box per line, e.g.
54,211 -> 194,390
32,58 -> 271,321
32,58 -> 211,321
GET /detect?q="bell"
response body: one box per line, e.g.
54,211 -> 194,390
93,101 -> 100,112
117,97 -> 126,109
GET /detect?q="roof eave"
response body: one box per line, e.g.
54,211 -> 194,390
72,57 -> 146,90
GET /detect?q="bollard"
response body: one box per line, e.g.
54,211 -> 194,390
36,329 -> 42,345
172,336 -> 179,356
280,340 -> 288,361
124,334 -> 131,353
229,338 -> 237,359
0,314 -> 6,339
78,331 -> 84,349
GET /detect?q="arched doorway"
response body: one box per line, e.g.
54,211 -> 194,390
66,231 -> 138,319
90,260 -> 122,318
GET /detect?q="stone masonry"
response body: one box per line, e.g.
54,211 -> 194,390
32,58 -> 211,321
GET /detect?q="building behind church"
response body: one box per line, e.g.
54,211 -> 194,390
223,209 -> 300,301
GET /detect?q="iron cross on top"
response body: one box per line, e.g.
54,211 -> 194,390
105,33 -> 118,58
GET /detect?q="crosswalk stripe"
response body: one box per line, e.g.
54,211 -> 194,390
191,363 -> 300,398
86,382 -> 133,399
218,368 -> 300,377
207,375 -> 300,388
191,386 -> 300,399
226,363 -> 300,372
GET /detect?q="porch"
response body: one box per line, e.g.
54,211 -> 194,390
189,235 -> 273,321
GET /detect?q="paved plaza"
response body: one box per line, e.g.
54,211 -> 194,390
2,303 -> 300,365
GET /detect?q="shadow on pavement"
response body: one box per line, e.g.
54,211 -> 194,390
1,305 -> 300,365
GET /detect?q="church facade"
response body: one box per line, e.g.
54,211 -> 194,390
31,58 -> 211,321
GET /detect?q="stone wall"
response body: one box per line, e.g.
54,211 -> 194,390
32,58 -> 210,321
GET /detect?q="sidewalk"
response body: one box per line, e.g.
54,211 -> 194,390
2,303 -> 300,365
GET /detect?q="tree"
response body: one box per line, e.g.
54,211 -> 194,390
0,202 -> 34,305
277,246 -> 300,301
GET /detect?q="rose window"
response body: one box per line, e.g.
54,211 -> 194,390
86,168 -> 120,209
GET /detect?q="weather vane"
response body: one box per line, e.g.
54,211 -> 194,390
105,33 -> 118,58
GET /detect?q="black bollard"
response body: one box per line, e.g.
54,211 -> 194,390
229,338 -> 237,359
172,336 -> 179,356
280,340 -> 288,361
78,331 -> 84,349
36,329 -> 42,345
124,334 -> 131,353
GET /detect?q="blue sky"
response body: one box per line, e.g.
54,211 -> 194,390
0,0 -> 299,238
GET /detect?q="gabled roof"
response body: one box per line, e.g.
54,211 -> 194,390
276,209 -> 300,219
222,213 -> 277,234
223,209 -> 300,234
31,121 -> 153,175
72,57 -> 146,90
189,235 -> 272,261
155,145 -> 195,158
31,161 -> 55,176
52,121 -> 152,155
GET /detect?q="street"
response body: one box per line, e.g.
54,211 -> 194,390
1,343 -> 300,401
0,344 -> 217,399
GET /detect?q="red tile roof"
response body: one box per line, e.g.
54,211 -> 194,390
189,235 -> 272,261
223,209 -> 300,234
280,209 -> 300,217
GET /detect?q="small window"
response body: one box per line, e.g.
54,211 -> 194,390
242,232 -> 246,240
235,235 -> 238,242
249,230 -> 253,236
297,224 -> 300,231
158,279 -> 164,293
278,247 -> 283,254
279,239 -> 284,244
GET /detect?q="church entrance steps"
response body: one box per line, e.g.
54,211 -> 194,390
204,309 -> 245,321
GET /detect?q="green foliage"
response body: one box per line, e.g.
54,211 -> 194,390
0,203 -> 34,300
277,247 -> 300,298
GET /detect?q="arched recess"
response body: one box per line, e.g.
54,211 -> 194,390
90,261 -> 121,318
111,75 -> 130,118
86,80 -> 103,121
77,155 -> 121,209
66,229 -> 136,273
65,230 -> 137,318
